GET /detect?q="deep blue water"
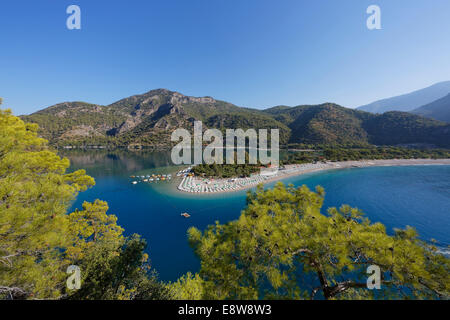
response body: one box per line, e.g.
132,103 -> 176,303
66,151 -> 450,281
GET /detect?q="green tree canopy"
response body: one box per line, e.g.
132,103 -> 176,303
182,183 -> 450,300
0,105 -> 169,300
0,107 -> 94,298
66,200 -> 171,300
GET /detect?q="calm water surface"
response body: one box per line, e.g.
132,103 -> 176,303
64,150 -> 450,281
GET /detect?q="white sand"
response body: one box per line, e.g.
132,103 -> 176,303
176,159 -> 450,194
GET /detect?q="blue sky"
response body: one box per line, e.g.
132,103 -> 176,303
1,0 -> 450,115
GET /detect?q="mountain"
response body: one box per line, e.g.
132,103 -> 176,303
20,89 -> 450,148
411,93 -> 450,123
21,89 -> 291,148
362,111 -> 449,146
264,104 -> 372,144
263,104 -> 450,147
357,81 -> 450,113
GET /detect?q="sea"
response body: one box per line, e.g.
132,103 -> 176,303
64,150 -> 450,281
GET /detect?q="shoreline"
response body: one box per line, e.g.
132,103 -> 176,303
175,159 -> 450,194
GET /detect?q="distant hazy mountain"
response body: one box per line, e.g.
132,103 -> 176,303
357,81 -> 450,113
411,93 -> 450,123
20,89 -> 450,148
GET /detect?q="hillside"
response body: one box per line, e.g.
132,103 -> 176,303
22,89 -> 291,148
264,104 -> 372,144
363,112 -> 449,146
20,89 -> 450,149
21,102 -> 128,142
411,93 -> 450,123
357,81 -> 450,113
263,104 -> 450,147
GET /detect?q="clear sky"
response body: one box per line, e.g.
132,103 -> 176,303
1,0 -> 450,115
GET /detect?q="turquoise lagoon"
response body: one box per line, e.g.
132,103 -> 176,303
65,150 -> 450,281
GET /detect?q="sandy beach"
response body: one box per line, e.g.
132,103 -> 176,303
176,159 -> 450,194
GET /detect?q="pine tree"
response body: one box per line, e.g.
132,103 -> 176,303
0,103 -> 169,299
182,183 -> 450,300
0,105 -> 95,298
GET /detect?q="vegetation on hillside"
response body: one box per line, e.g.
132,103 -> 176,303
264,104 -> 450,147
22,90 -> 291,148
192,163 -> 261,178
264,103 -> 370,145
20,90 -> 450,149
192,151 -> 262,178
363,111 -> 449,146
281,145 -> 450,164
21,102 -> 127,143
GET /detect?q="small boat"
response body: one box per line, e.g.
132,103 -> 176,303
181,212 -> 191,218
132,181 -> 138,185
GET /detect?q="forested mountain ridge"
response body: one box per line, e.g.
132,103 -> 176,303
21,101 -> 128,142
21,89 -> 450,148
263,103 -> 371,144
262,103 -> 450,147
22,89 -> 290,148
